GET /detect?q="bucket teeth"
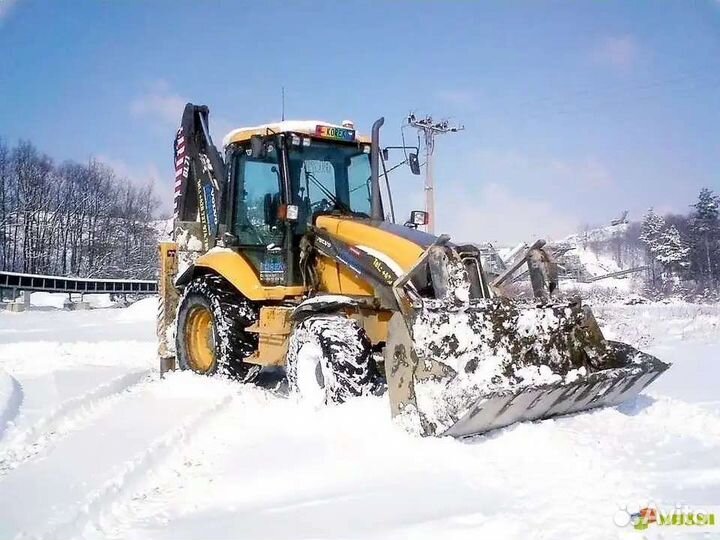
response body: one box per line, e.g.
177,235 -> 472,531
442,346 -> 668,438
384,300 -> 670,437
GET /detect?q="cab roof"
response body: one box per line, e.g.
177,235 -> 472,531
222,120 -> 371,147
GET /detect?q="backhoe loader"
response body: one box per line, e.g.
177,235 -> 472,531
156,103 -> 669,438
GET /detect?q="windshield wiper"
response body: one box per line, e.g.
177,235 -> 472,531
304,170 -> 352,214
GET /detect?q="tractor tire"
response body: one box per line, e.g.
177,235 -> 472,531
175,274 -> 261,382
286,314 -> 375,404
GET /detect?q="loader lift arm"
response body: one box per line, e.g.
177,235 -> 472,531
174,103 -> 226,248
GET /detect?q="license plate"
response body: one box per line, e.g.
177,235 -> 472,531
315,125 -> 355,142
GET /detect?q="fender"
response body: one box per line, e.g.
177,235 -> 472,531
175,249 -> 305,302
291,294 -> 358,321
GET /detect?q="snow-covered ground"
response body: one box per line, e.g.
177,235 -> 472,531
0,299 -> 718,540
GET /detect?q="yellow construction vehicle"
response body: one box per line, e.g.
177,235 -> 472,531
157,103 -> 669,438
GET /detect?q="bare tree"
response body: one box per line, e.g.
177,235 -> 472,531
0,140 -> 160,279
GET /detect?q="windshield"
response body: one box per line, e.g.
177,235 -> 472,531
287,140 -> 372,218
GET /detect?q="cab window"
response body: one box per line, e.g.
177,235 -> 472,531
232,150 -> 282,247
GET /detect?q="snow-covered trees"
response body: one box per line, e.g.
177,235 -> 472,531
689,188 -> 719,288
655,225 -> 689,271
0,139 -> 160,279
639,208 -> 665,252
640,208 -> 669,288
638,189 -> 719,296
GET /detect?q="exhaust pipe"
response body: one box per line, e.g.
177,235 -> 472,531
370,117 -> 385,221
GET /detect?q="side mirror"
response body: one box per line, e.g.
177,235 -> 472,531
404,210 -> 429,229
408,153 -> 421,175
250,135 -> 266,158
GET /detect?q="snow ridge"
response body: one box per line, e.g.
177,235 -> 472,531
0,370 -> 151,475
43,391 -> 235,540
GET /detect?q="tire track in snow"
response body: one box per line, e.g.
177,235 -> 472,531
0,369 -> 152,475
79,386 -> 282,540
39,392 -> 235,540
0,371 -> 23,442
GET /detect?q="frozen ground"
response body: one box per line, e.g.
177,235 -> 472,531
0,298 -> 718,540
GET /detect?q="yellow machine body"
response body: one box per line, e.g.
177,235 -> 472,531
194,249 -> 305,302
192,215 -> 425,302
175,215 -> 427,367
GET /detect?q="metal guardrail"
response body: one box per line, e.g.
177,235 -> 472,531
578,266 -> 649,283
0,271 -> 157,295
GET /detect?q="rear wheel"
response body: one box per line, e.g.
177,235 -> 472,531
175,274 -> 260,381
286,315 -> 375,404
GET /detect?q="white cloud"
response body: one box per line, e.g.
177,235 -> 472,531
130,81 -> 187,129
437,182 -> 579,245
473,148 -> 615,192
548,156 -> 613,189
95,155 -> 161,186
0,0 -> 18,21
592,35 -> 639,70
95,155 -> 173,216
130,81 -> 233,141
422,148 -> 616,245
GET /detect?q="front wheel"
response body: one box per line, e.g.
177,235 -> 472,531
286,315 -> 376,404
175,274 -> 260,381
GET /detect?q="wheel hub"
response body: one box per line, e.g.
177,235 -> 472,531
185,305 -> 215,373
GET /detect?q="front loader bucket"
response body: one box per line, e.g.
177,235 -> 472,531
442,342 -> 667,438
384,301 -> 670,438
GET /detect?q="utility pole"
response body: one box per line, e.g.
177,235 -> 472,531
406,113 -> 463,234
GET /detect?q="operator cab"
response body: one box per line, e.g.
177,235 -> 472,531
222,121 -> 376,284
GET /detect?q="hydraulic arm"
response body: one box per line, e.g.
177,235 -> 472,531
174,103 -> 226,249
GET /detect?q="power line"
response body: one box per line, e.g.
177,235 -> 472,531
501,68 -> 720,121
405,113 -> 464,234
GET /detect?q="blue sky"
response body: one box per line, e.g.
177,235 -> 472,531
1,0 -> 719,244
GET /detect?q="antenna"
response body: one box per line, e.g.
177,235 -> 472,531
281,86 -> 285,121
405,113 -> 464,234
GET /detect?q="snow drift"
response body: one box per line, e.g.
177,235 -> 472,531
0,301 -> 717,540
0,368 -> 22,440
